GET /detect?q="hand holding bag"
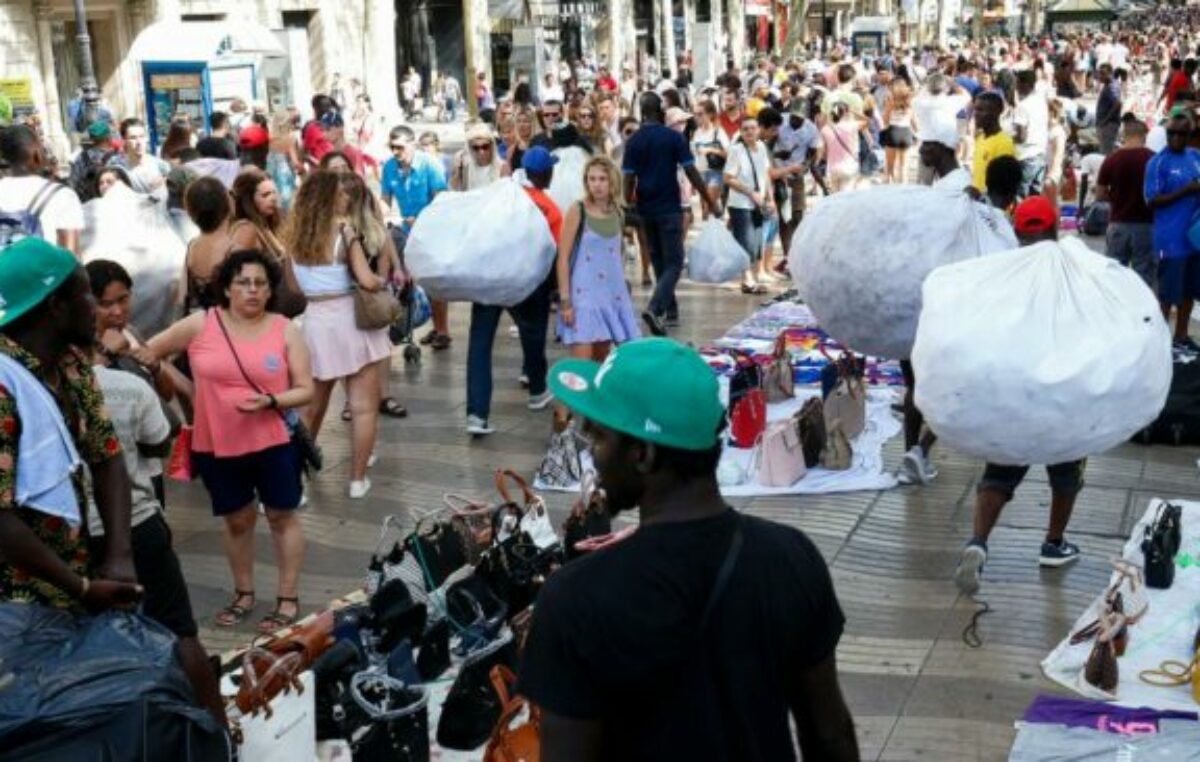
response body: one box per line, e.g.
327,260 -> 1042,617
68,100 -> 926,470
495,469 -> 558,550
763,334 -> 795,403
752,420 -> 807,487
562,472 -> 612,560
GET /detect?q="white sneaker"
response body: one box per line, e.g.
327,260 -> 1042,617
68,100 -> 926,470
518,373 -> 530,388
897,446 -> 937,485
367,451 -> 378,469
527,390 -> 554,410
467,415 -> 496,436
349,478 -> 372,499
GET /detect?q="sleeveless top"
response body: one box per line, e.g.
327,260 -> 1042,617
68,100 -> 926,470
293,227 -> 355,297
188,309 -> 291,457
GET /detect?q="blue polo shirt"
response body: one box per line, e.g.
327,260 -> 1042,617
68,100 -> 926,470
381,152 -> 448,228
621,123 -> 695,217
1145,147 -> 1200,260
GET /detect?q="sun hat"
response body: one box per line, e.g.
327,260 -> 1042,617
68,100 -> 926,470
548,338 -> 724,451
0,238 -> 80,327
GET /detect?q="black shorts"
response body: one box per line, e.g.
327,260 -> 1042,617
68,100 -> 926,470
89,512 -> 198,639
978,460 -> 1087,501
193,442 -> 302,515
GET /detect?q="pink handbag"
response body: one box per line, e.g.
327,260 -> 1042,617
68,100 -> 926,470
753,420 -> 808,487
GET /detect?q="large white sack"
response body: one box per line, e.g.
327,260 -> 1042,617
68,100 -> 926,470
81,184 -> 188,337
546,146 -> 590,214
406,178 -> 556,307
913,238 -> 1171,466
790,184 -> 1016,359
687,218 -> 750,283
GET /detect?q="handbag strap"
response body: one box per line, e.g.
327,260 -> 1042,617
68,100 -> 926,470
495,468 -> 537,507
743,142 -> 760,192
213,309 -> 289,426
699,514 -> 744,633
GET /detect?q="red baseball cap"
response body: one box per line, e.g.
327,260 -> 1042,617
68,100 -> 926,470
238,124 -> 269,149
1013,196 -> 1057,237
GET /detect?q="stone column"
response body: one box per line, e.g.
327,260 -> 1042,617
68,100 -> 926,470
682,0 -> 695,54
366,0 -> 401,114
711,0 -> 725,67
661,0 -> 677,73
727,0 -> 745,68
32,0 -> 69,157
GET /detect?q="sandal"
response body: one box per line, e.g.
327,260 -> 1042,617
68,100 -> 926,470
215,589 -> 255,627
430,334 -> 452,351
379,397 -> 408,418
257,596 -> 300,635
419,330 -> 438,346
341,403 -> 352,422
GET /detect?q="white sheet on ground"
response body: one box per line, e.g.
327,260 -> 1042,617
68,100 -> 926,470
1041,499 -> 1200,713
535,388 -> 900,496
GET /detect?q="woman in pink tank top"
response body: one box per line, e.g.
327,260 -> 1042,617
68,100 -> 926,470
139,250 -> 315,634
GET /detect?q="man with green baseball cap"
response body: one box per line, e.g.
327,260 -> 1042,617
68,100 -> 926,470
522,337 -> 858,761
0,238 -> 142,618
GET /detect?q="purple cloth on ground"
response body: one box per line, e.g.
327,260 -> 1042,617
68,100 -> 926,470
1023,694 -> 1198,736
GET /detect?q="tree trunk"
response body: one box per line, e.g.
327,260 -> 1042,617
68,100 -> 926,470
785,0 -> 811,52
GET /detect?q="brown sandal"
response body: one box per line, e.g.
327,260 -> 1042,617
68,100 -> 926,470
257,596 -> 299,635
215,589 -> 255,627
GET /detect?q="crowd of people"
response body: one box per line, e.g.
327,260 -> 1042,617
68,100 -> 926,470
1,8 -> 1200,755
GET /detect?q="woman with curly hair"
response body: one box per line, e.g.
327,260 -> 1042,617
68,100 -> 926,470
284,171 -> 392,499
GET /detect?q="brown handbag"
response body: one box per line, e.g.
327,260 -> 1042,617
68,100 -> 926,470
793,397 -> 826,468
235,610 -> 335,715
230,220 -> 308,318
1084,611 -> 1125,694
820,418 -> 853,471
823,373 -> 866,440
483,665 -> 541,762
763,334 -> 795,403
341,225 -> 402,330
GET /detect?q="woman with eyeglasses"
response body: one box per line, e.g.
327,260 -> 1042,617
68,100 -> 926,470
284,171 -> 393,500
135,249 -> 314,634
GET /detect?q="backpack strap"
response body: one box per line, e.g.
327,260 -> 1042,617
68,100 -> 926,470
27,180 -> 64,218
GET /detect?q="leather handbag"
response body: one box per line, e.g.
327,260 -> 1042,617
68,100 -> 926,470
823,374 -> 866,441
483,665 -> 541,762
793,397 -> 826,468
236,609 -> 336,717
495,469 -> 558,550
345,672 -> 430,762
437,633 -> 516,751
341,226 -> 402,330
730,388 -> 766,449
752,420 -> 807,487
1084,611 -> 1125,694
821,419 -> 853,471
165,424 -> 195,482
763,334 -> 795,403
726,348 -> 762,408
562,472 -> 612,560
1142,502 -> 1182,589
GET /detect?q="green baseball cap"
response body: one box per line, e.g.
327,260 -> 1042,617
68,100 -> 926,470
549,338 -> 724,451
0,238 -> 80,327
87,120 -> 111,140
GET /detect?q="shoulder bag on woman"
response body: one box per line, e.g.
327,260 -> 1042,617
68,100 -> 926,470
230,220 -> 309,318
339,225 -> 401,330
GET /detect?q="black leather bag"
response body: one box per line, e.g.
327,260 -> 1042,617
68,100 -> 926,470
1143,502 -> 1182,589
416,619 -> 450,681
345,673 -> 430,762
435,634 -> 516,751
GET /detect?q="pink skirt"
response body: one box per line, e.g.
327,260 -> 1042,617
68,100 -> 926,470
301,295 -> 391,381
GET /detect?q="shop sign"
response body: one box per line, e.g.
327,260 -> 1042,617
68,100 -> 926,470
0,78 -> 33,107
149,73 -> 203,90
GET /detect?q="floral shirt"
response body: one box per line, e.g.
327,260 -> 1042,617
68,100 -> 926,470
0,336 -> 121,609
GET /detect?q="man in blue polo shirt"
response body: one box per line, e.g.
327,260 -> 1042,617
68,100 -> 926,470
1145,111 -> 1200,350
381,125 -> 451,349
623,92 -> 719,336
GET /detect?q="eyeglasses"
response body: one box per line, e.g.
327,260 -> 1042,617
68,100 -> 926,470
470,142 -> 492,152
579,112 -> 595,119
544,111 -> 562,120
233,278 -> 270,290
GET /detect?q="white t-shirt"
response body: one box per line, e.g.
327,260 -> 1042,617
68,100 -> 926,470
692,125 -> 730,173
1013,91 -> 1049,161
1111,43 -> 1129,70
86,366 -> 170,536
0,176 -> 84,245
723,140 -> 772,210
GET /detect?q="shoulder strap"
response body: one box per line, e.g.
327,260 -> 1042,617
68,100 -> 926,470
213,310 -> 289,427
743,143 -> 760,191
27,180 -> 64,217
698,514 -> 744,632
568,201 -> 587,274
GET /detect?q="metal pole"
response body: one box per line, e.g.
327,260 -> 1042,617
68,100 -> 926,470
72,0 -> 100,128
463,0 -> 479,118
822,0 -> 828,54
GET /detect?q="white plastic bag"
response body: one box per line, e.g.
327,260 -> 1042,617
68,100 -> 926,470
688,218 -> 751,283
790,184 -> 1016,359
81,184 -> 187,337
406,178 -> 556,306
913,238 -> 1171,465
547,146 -> 590,214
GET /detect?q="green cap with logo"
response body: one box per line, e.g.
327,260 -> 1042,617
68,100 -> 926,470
0,238 -> 80,327
549,337 -> 724,451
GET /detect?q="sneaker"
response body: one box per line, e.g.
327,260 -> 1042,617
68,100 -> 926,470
518,373 -> 530,388
897,446 -> 938,485
349,478 -> 372,499
367,451 -> 378,469
466,415 -> 495,436
642,310 -> 667,337
527,390 -> 554,410
1039,538 -> 1082,568
954,540 -> 988,595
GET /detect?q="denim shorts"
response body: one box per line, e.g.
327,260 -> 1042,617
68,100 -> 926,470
193,442 -> 302,515
703,169 -> 724,188
978,460 -> 1086,500
728,207 -> 764,264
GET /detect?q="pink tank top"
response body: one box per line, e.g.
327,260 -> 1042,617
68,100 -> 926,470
189,309 -> 291,457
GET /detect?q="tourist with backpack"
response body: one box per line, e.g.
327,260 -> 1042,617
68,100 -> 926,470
0,125 -> 83,255
68,121 -> 118,203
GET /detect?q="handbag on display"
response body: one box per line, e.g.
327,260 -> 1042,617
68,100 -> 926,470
1083,611 -> 1125,694
436,633 -> 516,751
726,348 -> 763,408
236,670 -> 317,762
445,574 -> 509,656
793,397 -> 827,468
369,579 -> 428,655
482,665 -> 541,762
534,419 -> 584,490
1142,502 -> 1182,589
730,388 -> 766,449
821,419 -> 853,471
404,519 -> 471,590
443,493 -> 499,564
562,472 -> 612,561
763,334 -> 795,403
495,469 -> 559,550
344,672 -> 430,762
752,420 -> 807,487
509,606 -> 535,658
822,355 -> 867,440
416,618 -> 450,680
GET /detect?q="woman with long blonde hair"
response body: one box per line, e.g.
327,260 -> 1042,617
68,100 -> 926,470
553,155 -> 641,424
506,105 -> 543,173
284,170 -> 392,499
882,79 -> 917,184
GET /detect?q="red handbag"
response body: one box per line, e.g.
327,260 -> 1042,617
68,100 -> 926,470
165,425 -> 194,482
730,388 -> 766,449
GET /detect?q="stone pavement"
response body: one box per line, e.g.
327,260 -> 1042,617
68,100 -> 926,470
164,180 -> 1200,759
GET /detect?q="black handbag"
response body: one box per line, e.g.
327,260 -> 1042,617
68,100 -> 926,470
345,672 -> 430,762
444,574 -> 508,656
213,310 -> 323,473
416,619 -> 450,681
404,520 -> 470,590
435,633 -> 516,751
1143,502 -> 1182,589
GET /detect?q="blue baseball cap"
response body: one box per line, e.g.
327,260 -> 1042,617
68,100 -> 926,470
521,146 -> 558,174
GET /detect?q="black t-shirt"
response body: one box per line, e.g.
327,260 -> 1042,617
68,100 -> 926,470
519,509 -> 844,761
195,135 -> 237,160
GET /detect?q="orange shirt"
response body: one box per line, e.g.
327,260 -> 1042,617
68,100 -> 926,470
524,186 -> 563,244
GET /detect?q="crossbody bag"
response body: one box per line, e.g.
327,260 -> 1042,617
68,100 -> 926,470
213,310 -> 323,473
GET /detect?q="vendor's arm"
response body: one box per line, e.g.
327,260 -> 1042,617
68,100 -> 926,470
790,654 -> 860,761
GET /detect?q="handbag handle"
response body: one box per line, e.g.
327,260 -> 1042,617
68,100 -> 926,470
495,468 -> 537,507
487,664 -> 542,738
443,493 -> 492,516
349,672 -> 430,720
371,514 -> 406,560
236,647 -> 304,717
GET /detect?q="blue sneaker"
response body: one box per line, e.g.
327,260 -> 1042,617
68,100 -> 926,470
955,540 -> 988,595
1039,538 -> 1081,568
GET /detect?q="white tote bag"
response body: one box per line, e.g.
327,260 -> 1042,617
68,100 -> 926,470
688,218 -> 751,283
237,670 -> 317,762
